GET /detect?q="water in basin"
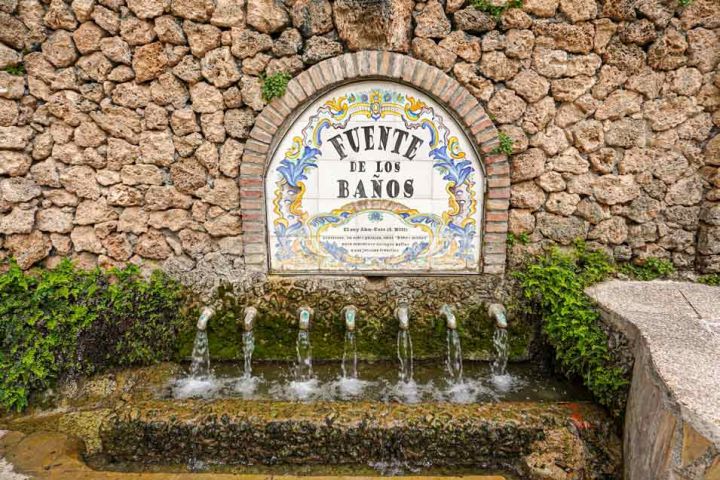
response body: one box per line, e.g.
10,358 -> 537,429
168,360 -> 590,403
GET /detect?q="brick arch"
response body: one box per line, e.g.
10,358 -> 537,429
240,50 -> 509,275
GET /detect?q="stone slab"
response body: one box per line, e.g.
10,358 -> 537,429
587,280 -> 720,445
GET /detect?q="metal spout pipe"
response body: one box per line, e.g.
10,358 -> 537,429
243,307 -> 257,332
488,303 -> 507,329
395,303 -> 410,330
343,305 -> 357,332
196,306 -> 214,331
439,304 -> 457,330
298,306 -> 313,330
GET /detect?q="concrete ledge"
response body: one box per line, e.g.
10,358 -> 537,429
587,281 -> 720,479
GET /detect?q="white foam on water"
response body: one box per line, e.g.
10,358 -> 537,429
272,378 -> 322,401
491,374 -> 517,392
444,379 -> 497,404
172,377 -> 222,399
332,377 -> 372,399
381,379 -> 426,404
0,458 -> 29,480
232,375 -> 264,399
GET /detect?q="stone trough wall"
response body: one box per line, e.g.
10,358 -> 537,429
587,281 -> 720,479
0,0 -> 719,293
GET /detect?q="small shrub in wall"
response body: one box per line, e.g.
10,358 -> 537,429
2,64 -> 25,76
261,72 -> 292,102
619,257 -> 675,281
698,274 -> 720,286
0,259 -> 191,412
492,131 -> 514,155
471,0 -> 523,18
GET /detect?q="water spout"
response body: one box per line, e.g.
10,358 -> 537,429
440,305 -> 463,383
190,307 -> 214,378
196,306 -> 214,331
488,304 -> 509,380
440,304 -> 457,330
488,303 -> 507,329
241,307 -> 257,378
342,306 -> 358,379
243,306 -> 257,332
396,303 -> 410,330
295,307 -> 313,381
395,303 -> 413,382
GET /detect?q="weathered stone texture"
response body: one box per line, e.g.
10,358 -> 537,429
0,0 -> 716,280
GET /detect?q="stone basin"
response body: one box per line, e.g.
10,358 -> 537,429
0,364 -> 622,480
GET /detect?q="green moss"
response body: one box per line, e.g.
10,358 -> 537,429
177,282 -> 532,362
2,64 -> 25,76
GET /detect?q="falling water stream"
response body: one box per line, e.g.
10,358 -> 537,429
177,304 -> 525,402
295,330 -> 313,381
189,329 -> 210,378
446,329 -> 463,384
341,330 -> 358,379
491,328 -> 509,376
242,331 -> 254,378
490,327 -> 512,391
397,330 -> 414,382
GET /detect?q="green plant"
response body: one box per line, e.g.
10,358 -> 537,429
507,232 -> 529,247
678,0 -> 693,6
619,257 -> 675,281
0,260 -> 191,412
514,241 -> 629,417
492,131 -> 514,155
470,0 -> 522,18
261,72 -> 291,102
2,64 -> 25,76
698,274 -> 720,286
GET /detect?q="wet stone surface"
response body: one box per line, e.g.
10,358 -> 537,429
0,364 -> 622,480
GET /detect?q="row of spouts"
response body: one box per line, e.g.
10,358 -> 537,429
195,302 -> 509,335
190,302 -> 510,383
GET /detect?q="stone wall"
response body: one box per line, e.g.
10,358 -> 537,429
0,0 -> 719,292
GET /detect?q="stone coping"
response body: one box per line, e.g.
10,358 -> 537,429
586,280 -> 720,446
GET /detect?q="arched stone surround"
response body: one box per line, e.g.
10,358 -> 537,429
240,50 -> 510,275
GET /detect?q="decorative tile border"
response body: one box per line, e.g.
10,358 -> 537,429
240,51 -> 507,275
